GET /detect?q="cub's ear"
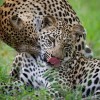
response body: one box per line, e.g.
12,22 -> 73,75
43,16 -> 57,28
71,24 -> 85,41
9,15 -> 24,31
34,16 -> 57,32
72,24 -> 85,35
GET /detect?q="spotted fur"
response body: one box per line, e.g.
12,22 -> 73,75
0,20 -> 99,100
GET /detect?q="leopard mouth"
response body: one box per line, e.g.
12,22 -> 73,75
41,52 -> 61,66
47,57 -> 61,65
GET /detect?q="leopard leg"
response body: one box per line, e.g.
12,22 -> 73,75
0,80 -> 23,95
10,52 -> 45,88
0,52 -> 43,95
10,58 -> 21,81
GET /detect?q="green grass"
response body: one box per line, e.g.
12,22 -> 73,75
0,0 -> 100,100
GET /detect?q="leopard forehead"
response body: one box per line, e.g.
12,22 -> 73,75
38,20 -> 73,42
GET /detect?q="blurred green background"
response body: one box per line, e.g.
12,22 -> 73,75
0,0 -> 100,69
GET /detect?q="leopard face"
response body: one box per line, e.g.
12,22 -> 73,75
35,16 -> 85,61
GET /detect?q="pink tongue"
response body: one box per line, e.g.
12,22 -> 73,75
47,57 -> 60,65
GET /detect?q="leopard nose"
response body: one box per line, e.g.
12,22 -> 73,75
52,51 -> 64,59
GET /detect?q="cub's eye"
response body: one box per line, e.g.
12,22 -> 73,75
45,39 -> 55,48
44,37 -> 55,48
46,39 -> 52,45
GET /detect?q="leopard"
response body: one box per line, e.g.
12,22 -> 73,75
0,17 -> 99,100
0,0 -> 93,58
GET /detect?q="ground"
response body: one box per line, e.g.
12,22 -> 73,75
0,0 -> 100,99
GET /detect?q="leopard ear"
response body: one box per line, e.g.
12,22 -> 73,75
71,24 -> 85,41
9,15 -> 24,31
43,16 -> 57,28
34,16 -> 57,32
72,24 -> 85,34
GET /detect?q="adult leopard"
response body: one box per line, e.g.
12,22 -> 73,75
0,0 -> 92,57
0,17 -> 99,100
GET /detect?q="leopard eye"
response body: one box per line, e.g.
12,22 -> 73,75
46,39 -> 52,46
48,35 -> 55,43
45,39 -> 55,48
